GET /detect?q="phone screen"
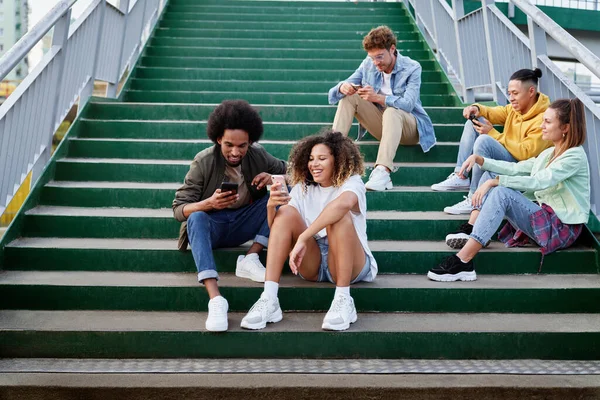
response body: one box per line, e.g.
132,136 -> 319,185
220,182 -> 239,194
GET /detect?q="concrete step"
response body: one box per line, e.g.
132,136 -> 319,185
1,271 -> 600,313
38,181 -> 468,211
152,27 -> 419,40
78,118 -> 464,141
86,102 -> 466,123
65,137 -> 459,163
53,158 -> 457,186
143,45 -> 432,60
21,206 -> 478,240
124,90 -> 458,107
2,371 -> 599,400
133,66 -> 443,82
149,36 -> 428,50
4,237 -> 596,275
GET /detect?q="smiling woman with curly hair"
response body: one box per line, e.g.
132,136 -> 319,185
288,130 -> 365,189
241,130 -> 378,333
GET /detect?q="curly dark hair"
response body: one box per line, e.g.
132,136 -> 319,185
363,25 -> 397,51
206,100 -> 264,144
288,130 -> 365,189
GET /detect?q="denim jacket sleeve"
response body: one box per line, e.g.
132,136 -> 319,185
328,60 -> 365,104
384,63 -> 421,113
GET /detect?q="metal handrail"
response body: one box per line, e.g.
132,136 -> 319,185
0,0 -> 77,80
511,0 -> 600,79
0,0 -> 167,215
406,0 -> 600,219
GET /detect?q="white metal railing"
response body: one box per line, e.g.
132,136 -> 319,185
406,0 -> 600,220
0,0 -> 167,215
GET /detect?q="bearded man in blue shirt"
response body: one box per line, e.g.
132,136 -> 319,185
329,25 -> 436,191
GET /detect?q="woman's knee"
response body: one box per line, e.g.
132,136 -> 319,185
327,212 -> 354,236
272,205 -> 299,227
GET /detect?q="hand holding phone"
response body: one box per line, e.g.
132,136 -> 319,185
220,182 -> 239,194
350,83 -> 362,90
271,175 -> 288,194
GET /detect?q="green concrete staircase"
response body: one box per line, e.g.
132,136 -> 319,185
1,0 -> 600,365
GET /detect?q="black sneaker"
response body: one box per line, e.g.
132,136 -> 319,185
427,255 -> 477,282
445,222 -> 473,249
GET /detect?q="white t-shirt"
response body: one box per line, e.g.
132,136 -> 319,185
379,72 -> 393,96
287,175 -> 377,281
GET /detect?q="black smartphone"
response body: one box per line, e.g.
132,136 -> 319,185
220,182 -> 239,194
469,114 -> 477,121
350,83 -> 362,90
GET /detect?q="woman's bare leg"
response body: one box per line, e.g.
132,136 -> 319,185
326,212 -> 366,286
265,205 -> 322,283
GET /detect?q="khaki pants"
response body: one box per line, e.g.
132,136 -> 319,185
332,94 -> 419,170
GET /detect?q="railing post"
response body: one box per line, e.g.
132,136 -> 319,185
481,0 -> 506,105
32,7 -> 71,184
79,0 -> 107,115
107,0 -> 131,98
527,16 -> 548,93
452,0 -> 474,103
428,0 -> 439,51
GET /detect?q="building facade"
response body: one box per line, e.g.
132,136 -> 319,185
0,0 -> 29,81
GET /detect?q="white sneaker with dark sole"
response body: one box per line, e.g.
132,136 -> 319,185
241,293 -> 283,330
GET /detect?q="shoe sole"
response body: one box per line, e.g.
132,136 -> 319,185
321,311 -> 358,331
431,185 -> 470,192
240,308 -> 283,330
205,321 -> 228,332
446,237 -> 469,249
443,207 -> 473,215
235,267 -> 266,283
427,270 -> 477,282
365,181 -> 393,191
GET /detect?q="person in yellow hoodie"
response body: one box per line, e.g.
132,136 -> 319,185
431,68 -> 552,214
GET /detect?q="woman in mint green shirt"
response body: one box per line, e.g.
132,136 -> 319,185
428,98 -> 590,282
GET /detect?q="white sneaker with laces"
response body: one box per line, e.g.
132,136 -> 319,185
206,296 -> 228,332
236,253 -> 266,282
431,172 -> 470,191
240,293 -> 283,330
322,294 -> 357,331
443,196 -> 473,215
365,165 -> 392,191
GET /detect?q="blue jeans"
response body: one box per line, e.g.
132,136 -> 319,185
454,119 -> 517,195
187,194 -> 270,282
471,184 -> 542,246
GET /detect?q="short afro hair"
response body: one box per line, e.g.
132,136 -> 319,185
206,100 -> 264,144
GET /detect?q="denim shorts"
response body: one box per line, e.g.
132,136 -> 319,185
299,237 -> 372,284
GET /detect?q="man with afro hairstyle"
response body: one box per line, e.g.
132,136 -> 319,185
329,25 -> 436,191
172,100 -> 286,332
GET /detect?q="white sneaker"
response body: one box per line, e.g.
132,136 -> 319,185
240,293 -> 283,330
206,296 -> 228,332
365,165 -> 393,191
431,172 -> 470,191
236,253 -> 266,283
443,196 -> 473,215
322,294 -> 357,331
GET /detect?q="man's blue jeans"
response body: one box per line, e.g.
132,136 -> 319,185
454,119 -> 517,195
187,194 -> 270,282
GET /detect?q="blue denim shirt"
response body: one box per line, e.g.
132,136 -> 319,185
328,53 -> 436,153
